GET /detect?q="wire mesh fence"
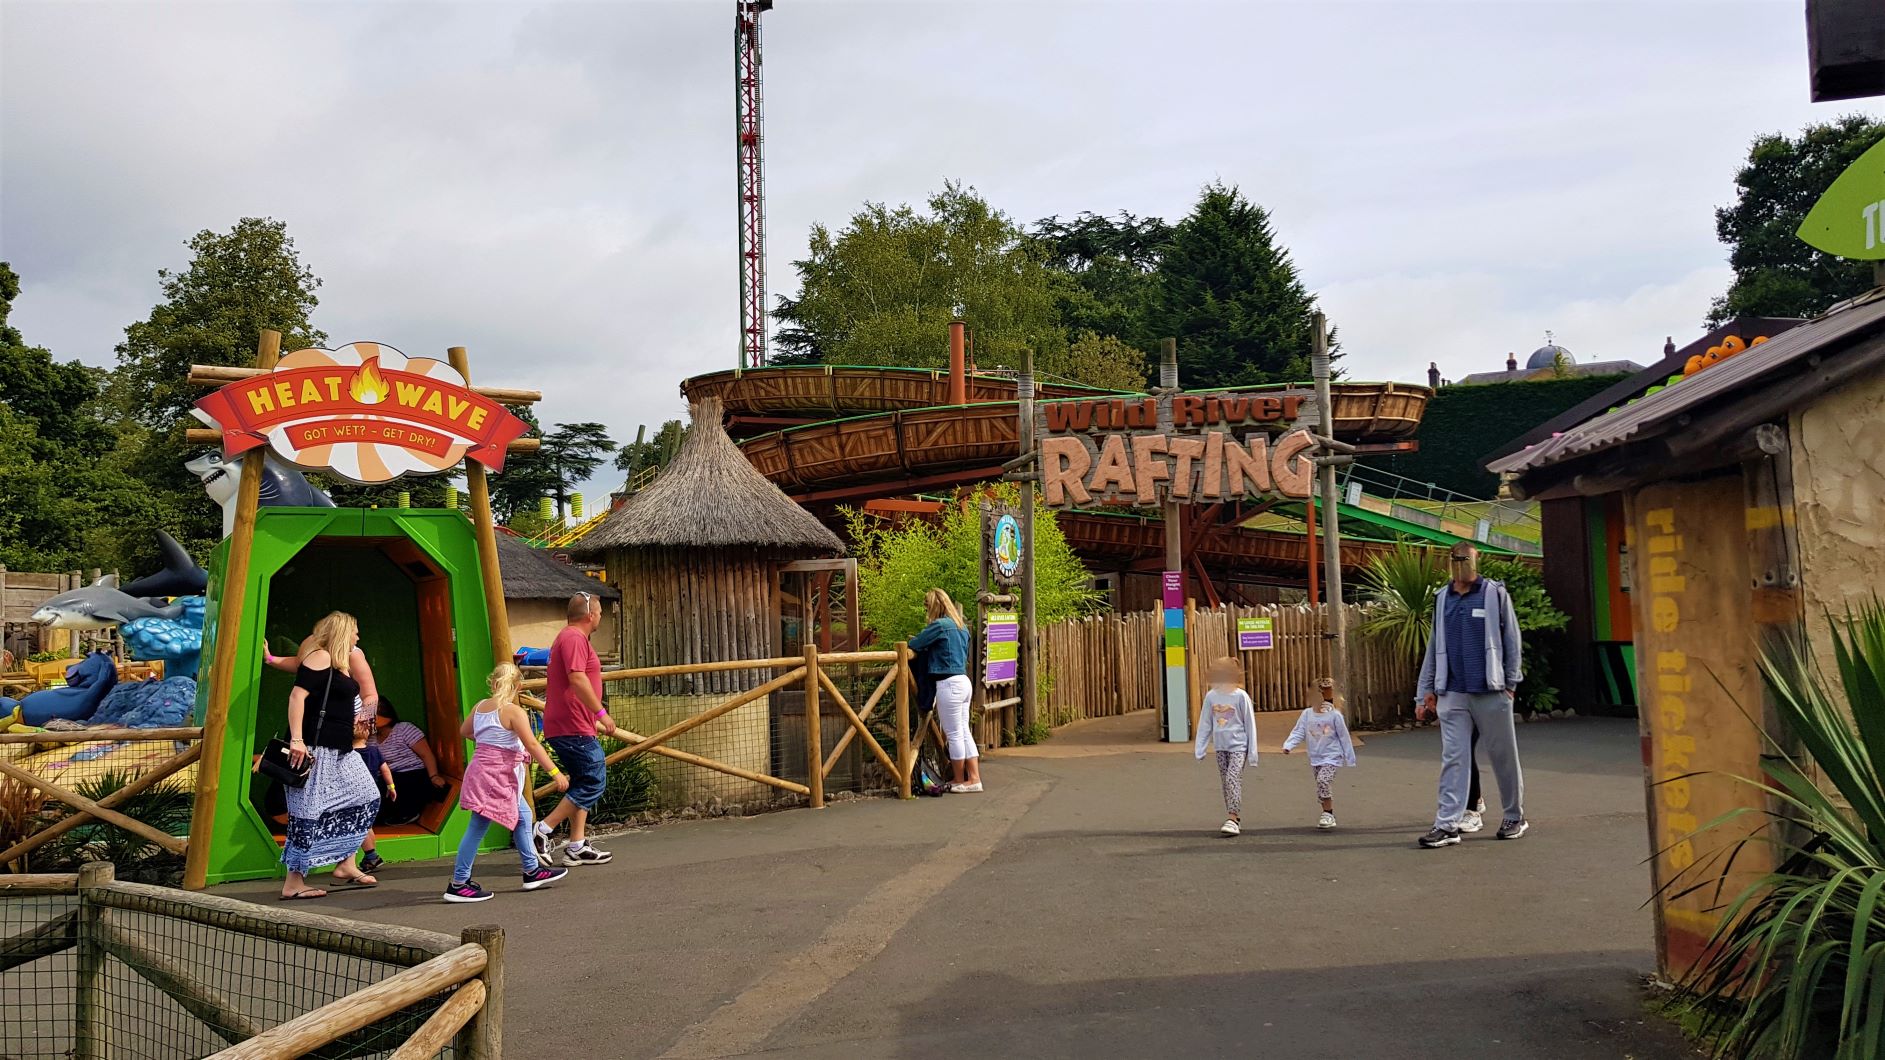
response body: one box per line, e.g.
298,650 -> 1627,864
0,872 -> 487,1060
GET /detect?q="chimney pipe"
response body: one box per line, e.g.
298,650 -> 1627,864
948,319 -> 967,406
1427,361 -> 1441,389
1506,352 -> 1518,372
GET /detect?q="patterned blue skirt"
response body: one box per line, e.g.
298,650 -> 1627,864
282,747 -> 380,875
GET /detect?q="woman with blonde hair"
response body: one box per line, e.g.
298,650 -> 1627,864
909,588 -> 980,792
279,612 -> 383,899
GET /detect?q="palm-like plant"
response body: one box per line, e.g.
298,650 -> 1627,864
1355,543 -> 1446,659
1666,602 -> 1885,1058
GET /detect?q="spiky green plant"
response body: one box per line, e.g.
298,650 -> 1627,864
1664,602 -> 1885,1058
1355,543 -> 1446,659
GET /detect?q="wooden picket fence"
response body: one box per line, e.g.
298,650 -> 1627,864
1042,604 -> 1420,730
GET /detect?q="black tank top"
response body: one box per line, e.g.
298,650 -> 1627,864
293,663 -> 362,751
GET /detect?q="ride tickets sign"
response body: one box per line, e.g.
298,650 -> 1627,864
193,342 -> 530,485
1036,391 -> 1319,509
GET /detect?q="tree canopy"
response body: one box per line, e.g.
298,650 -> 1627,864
1709,115 -> 1885,326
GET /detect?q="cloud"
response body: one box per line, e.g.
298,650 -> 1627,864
3,0 -> 1882,510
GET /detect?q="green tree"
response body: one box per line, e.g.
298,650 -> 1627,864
1031,211 -> 1171,359
0,263 -> 109,449
1709,115 -> 1885,326
489,415 -> 614,521
1144,183 -> 1332,389
1040,331 -> 1146,393
843,482 -> 1101,646
775,182 -> 1072,377
105,218 -> 327,562
613,419 -> 688,478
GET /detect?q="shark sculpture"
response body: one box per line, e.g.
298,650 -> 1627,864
30,575 -> 186,631
184,441 -> 336,538
123,530 -> 208,599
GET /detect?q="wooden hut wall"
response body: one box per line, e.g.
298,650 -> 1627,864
606,546 -> 777,696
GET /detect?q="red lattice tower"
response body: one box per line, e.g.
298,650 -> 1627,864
735,1 -> 772,368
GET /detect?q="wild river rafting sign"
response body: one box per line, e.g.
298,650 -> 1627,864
192,342 -> 531,485
1035,391 -> 1319,509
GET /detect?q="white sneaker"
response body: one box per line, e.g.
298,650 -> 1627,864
1459,810 -> 1484,833
1220,819 -> 1241,836
1317,811 -> 1337,830
950,782 -> 983,793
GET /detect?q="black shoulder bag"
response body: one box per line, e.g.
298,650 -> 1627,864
255,667 -> 333,789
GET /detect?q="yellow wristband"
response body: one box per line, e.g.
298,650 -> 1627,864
549,767 -> 562,776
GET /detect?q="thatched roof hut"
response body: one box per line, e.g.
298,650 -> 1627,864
571,397 -> 841,693
495,534 -> 621,660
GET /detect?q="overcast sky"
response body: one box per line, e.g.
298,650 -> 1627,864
4,0 -> 1881,506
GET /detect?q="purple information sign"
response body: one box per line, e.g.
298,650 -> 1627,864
1162,570 -> 1183,609
984,611 -> 1019,684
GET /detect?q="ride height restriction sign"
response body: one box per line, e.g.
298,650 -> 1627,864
984,611 -> 1019,685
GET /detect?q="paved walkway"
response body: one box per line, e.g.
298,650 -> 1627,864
219,714 -> 1698,1058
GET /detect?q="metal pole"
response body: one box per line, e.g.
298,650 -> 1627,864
1311,313 -> 1350,717
1019,348 -> 1039,732
1158,338 -> 1189,743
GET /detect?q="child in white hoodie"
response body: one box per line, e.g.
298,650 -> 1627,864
1282,677 -> 1358,830
1194,657 -> 1258,836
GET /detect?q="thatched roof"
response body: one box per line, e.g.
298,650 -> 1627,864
495,533 -> 621,601
571,397 -> 843,555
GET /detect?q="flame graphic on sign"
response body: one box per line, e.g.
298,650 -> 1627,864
349,357 -> 391,404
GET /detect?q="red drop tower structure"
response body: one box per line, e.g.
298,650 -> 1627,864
735,0 -> 773,368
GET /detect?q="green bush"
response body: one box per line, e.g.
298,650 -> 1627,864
531,739 -> 657,826
1665,602 -> 1885,1058
1376,376 -> 1627,497
36,769 -> 192,883
1480,557 -> 1568,715
843,481 -> 1103,646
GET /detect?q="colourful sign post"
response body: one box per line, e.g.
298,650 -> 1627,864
984,611 -> 1019,684
1237,616 -> 1274,651
1162,571 -> 1187,741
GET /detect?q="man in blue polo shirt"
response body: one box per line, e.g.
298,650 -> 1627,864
1414,541 -> 1529,848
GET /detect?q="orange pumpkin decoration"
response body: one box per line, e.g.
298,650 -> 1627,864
1685,354 -> 1705,375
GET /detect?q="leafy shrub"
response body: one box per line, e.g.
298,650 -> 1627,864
1479,557 -> 1569,715
36,769 -> 191,884
532,740 -> 657,826
1665,602 -> 1885,1058
1356,543 -> 1446,660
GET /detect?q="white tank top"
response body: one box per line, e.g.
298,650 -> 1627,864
472,705 -> 524,752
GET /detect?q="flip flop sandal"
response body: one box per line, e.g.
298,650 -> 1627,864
279,889 -> 327,901
333,874 -> 378,888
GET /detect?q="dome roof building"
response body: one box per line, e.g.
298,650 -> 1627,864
1526,344 -> 1574,369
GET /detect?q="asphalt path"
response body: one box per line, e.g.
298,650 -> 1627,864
219,713 -> 1699,1059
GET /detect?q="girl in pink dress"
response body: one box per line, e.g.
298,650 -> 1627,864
443,664 -> 572,903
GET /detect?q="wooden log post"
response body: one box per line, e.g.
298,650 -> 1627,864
184,329 -> 280,892
448,347 -> 514,666
895,642 -> 912,799
459,925 -> 504,1060
76,861 -> 113,1060
804,644 -> 824,809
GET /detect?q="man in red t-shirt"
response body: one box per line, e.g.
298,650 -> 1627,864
533,591 -> 622,865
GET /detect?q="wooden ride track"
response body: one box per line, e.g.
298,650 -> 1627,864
1057,510 -> 1403,581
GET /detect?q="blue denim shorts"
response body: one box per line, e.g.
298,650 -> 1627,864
545,735 -> 607,810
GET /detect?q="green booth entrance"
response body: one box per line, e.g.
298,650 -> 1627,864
193,506 -> 500,886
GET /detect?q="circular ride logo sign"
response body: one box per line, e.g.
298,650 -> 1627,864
192,342 -> 530,485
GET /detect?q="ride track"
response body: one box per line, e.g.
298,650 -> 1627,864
680,366 -> 1438,593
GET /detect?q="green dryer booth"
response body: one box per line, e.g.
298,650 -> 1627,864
193,506 -> 502,885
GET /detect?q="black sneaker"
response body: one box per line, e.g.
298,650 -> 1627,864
531,827 -> 556,865
1418,827 -> 1462,848
521,865 -> 569,891
1497,818 -> 1530,840
443,880 -> 493,903
359,852 -> 385,874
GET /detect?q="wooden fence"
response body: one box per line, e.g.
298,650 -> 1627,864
1,863 -> 501,1058
1042,604 -> 1420,729
519,643 -> 921,807
0,728 -> 204,869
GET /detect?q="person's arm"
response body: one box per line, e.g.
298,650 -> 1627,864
1281,710 -> 1306,753
380,762 -> 396,788
1192,697 -> 1214,760
262,653 -> 298,673
1239,692 -> 1258,762
507,705 -> 570,792
1333,710 -> 1358,767
458,710 -> 477,741
566,671 -> 620,738
1498,583 -> 1523,693
351,648 -> 379,711
1415,591 -> 1440,716
908,620 -> 943,652
288,686 -> 310,765
407,731 -> 447,785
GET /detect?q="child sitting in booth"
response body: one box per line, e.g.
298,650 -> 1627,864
353,716 -> 396,873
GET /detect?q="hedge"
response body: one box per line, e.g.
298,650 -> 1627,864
1376,375 -> 1628,497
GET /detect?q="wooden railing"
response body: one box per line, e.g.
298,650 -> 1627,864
519,643 -> 920,805
0,863 -> 503,1058
0,728 -> 204,868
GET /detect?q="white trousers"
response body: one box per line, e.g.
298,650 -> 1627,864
934,675 -> 977,761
